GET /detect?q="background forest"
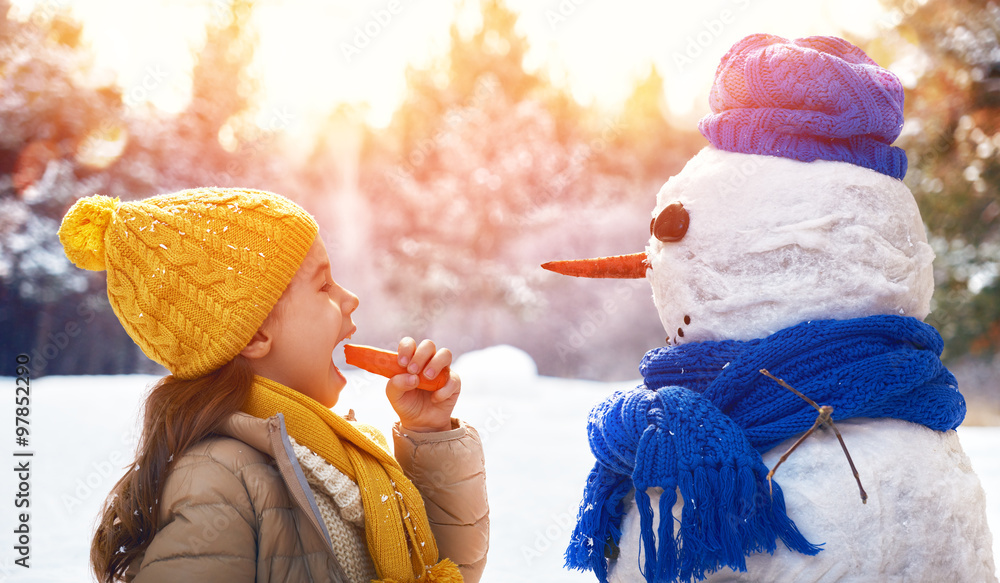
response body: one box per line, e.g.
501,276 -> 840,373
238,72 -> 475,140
0,0 -> 997,414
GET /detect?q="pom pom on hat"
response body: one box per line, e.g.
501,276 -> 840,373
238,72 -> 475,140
58,187 -> 319,379
698,33 -> 908,179
58,195 -> 119,271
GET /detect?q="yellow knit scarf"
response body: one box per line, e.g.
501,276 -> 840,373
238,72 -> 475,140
242,375 -> 462,583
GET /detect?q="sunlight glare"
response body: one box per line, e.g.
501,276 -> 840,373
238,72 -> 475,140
18,0 -> 891,134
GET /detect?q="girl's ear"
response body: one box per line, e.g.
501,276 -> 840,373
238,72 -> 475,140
240,328 -> 272,360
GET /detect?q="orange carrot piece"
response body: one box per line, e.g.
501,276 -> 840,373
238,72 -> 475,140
343,344 -> 450,391
541,252 -> 648,279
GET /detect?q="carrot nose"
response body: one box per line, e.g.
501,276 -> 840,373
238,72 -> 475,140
541,252 -> 648,279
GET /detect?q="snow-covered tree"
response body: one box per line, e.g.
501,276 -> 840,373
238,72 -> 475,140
872,0 -> 1000,359
0,3 -> 155,374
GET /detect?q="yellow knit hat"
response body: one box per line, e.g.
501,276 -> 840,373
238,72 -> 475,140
58,187 -> 318,379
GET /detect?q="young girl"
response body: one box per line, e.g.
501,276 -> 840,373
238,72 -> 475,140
58,187 -> 488,583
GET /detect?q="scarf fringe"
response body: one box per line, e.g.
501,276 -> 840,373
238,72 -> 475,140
565,465 -> 630,581
377,558 -> 463,583
571,463 -> 821,583
567,387 -> 821,583
663,465 -> 819,582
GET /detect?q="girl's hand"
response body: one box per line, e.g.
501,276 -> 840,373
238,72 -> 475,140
385,337 -> 460,433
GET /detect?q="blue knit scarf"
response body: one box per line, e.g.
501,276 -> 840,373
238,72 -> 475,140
565,315 -> 965,583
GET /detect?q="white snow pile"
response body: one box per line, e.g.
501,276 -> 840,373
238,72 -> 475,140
0,345 -> 997,582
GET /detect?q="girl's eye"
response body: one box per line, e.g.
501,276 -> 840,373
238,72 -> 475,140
320,282 -> 332,292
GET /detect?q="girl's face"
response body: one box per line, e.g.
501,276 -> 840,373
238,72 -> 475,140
256,236 -> 359,407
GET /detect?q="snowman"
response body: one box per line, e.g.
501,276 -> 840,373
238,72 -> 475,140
544,34 -> 996,582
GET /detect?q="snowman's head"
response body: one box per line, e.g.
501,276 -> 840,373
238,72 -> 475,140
644,147 -> 933,343
542,34 -> 935,344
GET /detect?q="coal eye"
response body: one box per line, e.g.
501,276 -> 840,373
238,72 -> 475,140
650,202 -> 689,242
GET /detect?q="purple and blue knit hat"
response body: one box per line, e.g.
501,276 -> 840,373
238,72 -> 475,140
699,34 -> 908,180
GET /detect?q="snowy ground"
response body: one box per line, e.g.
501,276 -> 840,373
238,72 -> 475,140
0,345 -> 997,582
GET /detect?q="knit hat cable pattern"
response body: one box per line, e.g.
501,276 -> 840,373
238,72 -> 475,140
58,188 -> 318,379
565,315 -> 965,583
698,34 -> 908,179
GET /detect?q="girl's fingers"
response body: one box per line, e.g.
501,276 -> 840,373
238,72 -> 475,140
397,337 -> 417,366
407,339 -> 437,374
423,348 -> 452,380
387,373 -> 420,396
431,371 -> 461,403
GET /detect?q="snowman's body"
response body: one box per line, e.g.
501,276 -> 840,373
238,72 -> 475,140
610,419 -> 996,582
606,147 -> 997,581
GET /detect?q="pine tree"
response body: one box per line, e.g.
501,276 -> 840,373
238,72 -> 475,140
108,0 -> 265,195
0,3 -> 149,375
879,0 -> 1000,359
352,0 -> 672,376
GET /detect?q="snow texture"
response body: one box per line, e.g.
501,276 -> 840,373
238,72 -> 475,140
646,147 -> 935,345
0,346 -> 997,582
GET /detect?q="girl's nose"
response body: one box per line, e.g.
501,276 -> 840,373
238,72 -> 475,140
342,290 -> 360,316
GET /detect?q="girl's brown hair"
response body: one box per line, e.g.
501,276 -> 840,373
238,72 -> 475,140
90,355 -> 255,582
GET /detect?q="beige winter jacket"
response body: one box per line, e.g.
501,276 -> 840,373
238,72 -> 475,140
123,412 -> 488,582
